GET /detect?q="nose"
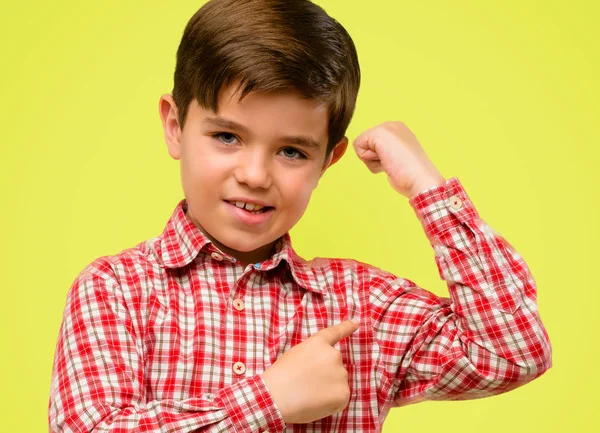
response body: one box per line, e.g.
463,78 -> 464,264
233,149 -> 272,190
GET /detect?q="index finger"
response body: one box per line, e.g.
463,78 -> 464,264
313,319 -> 360,346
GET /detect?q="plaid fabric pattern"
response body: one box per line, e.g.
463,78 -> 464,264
48,177 -> 552,432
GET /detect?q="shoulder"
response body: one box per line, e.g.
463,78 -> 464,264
69,236 -> 162,300
303,256 -> 417,295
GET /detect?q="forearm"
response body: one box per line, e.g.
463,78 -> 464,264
49,372 -> 285,433
49,270 -> 286,433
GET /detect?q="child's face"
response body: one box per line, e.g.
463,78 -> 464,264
159,82 -> 347,265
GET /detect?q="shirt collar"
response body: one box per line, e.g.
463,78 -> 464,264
154,199 -> 326,295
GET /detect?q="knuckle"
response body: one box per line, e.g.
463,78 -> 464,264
336,388 -> 351,411
387,120 -> 404,132
342,387 -> 351,403
309,338 -> 323,351
332,350 -> 343,362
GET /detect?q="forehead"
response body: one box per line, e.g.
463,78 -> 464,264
193,83 -> 330,147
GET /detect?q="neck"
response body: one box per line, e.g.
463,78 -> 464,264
184,207 -> 278,266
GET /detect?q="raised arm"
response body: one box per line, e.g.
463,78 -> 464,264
368,177 -> 552,406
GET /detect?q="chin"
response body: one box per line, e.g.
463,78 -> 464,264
217,232 -> 269,252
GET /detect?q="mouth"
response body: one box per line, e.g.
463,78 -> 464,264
224,200 -> 276,226
224,200 -> 275,215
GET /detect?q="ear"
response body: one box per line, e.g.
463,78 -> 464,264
159,94 -> 182,160
320,136 -> 348,177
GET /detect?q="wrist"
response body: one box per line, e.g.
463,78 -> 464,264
408,175 -> 446,198
260,372 -> 291,423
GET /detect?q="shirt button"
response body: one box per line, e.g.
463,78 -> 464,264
233,361 -> 246,375
448,195 -> 462,210
233,298 -> 245,311
211,252 -> 223,261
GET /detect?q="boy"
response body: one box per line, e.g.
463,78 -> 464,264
48,0 -> 552,432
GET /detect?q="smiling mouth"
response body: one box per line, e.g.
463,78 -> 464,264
224,200 -> 275,214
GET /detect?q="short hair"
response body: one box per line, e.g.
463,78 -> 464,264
172,0 -> 361,157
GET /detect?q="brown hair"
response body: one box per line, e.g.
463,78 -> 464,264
172,0 -> 361,157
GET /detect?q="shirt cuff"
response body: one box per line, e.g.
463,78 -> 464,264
220,374 -> 286,433
408,177 -> 480,243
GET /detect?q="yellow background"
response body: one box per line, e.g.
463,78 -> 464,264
1,0 -> 598,431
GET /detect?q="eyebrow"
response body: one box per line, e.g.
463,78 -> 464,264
202,116 -> 322,151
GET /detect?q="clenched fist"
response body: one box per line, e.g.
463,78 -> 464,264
353,121 -> 446,198
260,319 -> 360,424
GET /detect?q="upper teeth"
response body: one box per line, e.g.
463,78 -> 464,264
233,201 -> 265,211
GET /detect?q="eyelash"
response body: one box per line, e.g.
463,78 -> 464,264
210,132 -> 308,160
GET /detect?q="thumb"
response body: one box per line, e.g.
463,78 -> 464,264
313,319 -> 360,346
359,148 -> 380,162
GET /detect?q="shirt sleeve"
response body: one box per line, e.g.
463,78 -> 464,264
367,177 -> 552,407
48,267 -> 286,433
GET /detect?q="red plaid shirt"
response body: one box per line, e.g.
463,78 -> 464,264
48,177 -> 552,432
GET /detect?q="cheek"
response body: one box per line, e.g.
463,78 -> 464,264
182,143 -> 227,184
280,171 -> 318,210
